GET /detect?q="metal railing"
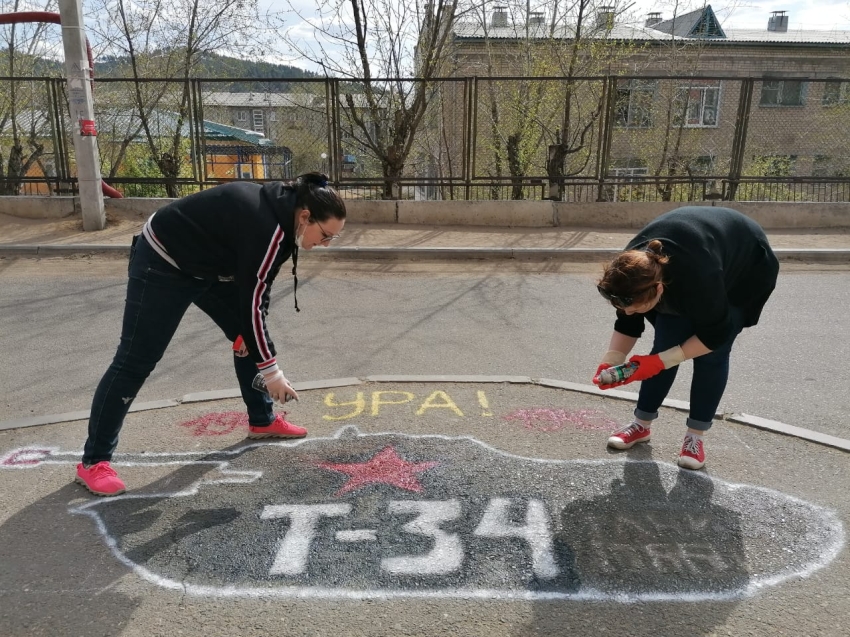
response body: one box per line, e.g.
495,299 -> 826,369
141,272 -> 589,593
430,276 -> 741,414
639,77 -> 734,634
0,74 -> 847,202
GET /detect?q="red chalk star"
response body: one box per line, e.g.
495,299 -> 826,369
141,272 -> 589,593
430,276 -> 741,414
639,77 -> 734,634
316,446 -> 439,496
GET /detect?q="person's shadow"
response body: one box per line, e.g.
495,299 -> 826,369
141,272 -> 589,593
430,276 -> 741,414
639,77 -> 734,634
0,442 -> 252,636
515,447 -> 748,636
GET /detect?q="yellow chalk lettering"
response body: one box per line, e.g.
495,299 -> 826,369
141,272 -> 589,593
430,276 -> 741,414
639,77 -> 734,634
323,391 -> 366,420
371,391 -> 415,416
477,390 -> 493,417
416,390 -> 464,417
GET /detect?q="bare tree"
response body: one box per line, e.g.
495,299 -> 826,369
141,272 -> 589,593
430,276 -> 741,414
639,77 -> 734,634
87,0 -> 268,195
280,0 -> 459,199
465,1 -> 631,200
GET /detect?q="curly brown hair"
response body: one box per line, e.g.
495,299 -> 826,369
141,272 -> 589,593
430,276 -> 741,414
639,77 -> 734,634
598,239 -> 669,307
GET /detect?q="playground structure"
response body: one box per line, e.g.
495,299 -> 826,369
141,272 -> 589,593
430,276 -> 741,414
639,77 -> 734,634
1,1 -> 113,229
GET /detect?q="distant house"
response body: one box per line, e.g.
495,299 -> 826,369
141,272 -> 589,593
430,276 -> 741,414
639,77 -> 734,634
202,91 -> 379,177
0,108 -> 293,194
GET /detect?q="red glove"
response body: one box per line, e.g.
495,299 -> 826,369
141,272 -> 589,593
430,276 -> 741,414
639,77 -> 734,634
592,363 -> 612,385
624,354 -> 666,383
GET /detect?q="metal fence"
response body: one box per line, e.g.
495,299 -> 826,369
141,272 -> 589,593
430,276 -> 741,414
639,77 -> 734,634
0,74 -> 847,201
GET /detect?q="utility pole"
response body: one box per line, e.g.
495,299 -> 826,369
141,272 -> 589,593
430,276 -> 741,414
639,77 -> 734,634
58,0 -> 105,230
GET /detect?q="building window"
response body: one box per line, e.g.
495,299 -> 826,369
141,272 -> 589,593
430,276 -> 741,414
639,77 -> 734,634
822,81 -> 850,106
685,155 -> 715,175
675,82 -> 720,127
604,161 -> 648,201
269,110 -> 277,121
752,154 -> 797,176
616,80 -> 656,128
813,155 -> 849,177
236,110 -> 248,122
252,109 -> 264,132
759,80 -> 806,107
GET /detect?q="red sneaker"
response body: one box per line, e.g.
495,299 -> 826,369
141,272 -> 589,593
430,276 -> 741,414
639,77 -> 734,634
75,461 -> 126,496
248,413 -> 307,439
678,435 -> 706,470
607,421 -> 651,450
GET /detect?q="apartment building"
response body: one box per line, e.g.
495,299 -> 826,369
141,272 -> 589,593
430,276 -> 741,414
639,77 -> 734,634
439,5 -> 850,198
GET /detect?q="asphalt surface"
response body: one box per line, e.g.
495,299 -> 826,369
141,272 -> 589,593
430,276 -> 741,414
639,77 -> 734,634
0,381 -> 847,636
1,256 -> 849,440
1,255 -> 849,637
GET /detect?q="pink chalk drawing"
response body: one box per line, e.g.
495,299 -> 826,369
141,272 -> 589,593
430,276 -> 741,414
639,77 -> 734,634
179,412 -> 248,436
0,448 -> 53,467
503,408 -> 618,433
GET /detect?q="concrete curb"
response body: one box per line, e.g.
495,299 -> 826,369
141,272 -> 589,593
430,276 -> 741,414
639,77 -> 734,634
2,243 -> 850,263
2,375 -> 848,453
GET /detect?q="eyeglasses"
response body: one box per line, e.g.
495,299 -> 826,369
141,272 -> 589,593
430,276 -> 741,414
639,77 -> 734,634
313,218 -> 341,243
597,284 -> 633,308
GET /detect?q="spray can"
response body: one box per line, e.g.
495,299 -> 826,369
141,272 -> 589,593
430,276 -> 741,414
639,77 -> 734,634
252,373 -> 294,403
598,361 -> 639,385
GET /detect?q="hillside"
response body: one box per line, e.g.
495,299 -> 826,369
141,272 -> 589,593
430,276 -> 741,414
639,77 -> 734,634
95,52 -> 320,90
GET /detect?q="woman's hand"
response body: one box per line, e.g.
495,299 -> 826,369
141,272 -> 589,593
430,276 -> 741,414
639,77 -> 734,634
262,370 -> 299,403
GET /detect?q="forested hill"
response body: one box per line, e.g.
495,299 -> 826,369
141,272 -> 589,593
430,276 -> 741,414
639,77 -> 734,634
95,52 -> 321,89
4,49 -> 320,88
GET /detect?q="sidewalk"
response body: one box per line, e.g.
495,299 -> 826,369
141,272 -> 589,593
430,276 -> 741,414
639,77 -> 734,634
2,210 -> 850,261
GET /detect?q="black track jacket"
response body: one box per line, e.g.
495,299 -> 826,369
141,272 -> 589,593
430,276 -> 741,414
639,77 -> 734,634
613,206 -> 779,350
142,181 -> 297,374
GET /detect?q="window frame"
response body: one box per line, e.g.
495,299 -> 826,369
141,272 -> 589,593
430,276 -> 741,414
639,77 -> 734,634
822,81 -> 850,106
759,80 -> 807,107
675,82 -> 721,128
615,79 -> 657,129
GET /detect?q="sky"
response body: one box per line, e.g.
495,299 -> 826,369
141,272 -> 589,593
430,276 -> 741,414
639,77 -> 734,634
260,0 -> 850,72
627,0 -> 850,30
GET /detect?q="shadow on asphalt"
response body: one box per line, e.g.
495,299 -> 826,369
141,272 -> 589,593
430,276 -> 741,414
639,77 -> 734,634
517,446 -> 747,636
0,444 -> 252,636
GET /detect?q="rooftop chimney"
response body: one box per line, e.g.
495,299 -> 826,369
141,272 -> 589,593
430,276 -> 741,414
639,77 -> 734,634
645,12 -> 662,28
597,5 -> 615,30
528,11 -> 545,27
491,5 -> 508,28
768,10 -> 788,32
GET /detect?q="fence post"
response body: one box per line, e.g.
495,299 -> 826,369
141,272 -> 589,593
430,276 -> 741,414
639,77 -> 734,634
727,78 -> 754,201
463,77 -> 474,201
189,79 -> 204,186
47,78 -> 71,187
595,76 -> 617,202
326,78 -> 339,186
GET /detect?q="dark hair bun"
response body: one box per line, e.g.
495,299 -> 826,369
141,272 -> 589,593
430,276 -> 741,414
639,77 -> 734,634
645,239 -> 669,264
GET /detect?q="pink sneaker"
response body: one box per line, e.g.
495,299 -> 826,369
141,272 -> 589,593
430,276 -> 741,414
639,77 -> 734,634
607,421 -> 651,450
75,461 -> 126,496
248,413 -> 307,439
678,435 -> 706,470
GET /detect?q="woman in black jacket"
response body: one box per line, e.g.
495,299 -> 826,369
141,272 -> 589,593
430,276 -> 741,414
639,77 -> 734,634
593,206 -> 779,470
76,172 -> 346,496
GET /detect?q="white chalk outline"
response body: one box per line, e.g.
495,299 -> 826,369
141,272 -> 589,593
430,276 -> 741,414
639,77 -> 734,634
1,426 -> 845,602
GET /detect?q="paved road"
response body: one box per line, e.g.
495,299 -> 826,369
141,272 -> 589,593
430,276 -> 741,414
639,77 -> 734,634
0,381 -> 847,636
1,256 -> 848,439
1,255 -> 849,636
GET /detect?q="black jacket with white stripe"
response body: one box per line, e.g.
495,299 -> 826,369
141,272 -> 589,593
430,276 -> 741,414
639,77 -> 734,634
144,181 -> 297,375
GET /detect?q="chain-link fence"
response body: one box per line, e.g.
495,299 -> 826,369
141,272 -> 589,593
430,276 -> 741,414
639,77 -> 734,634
0,74 -> 847,201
